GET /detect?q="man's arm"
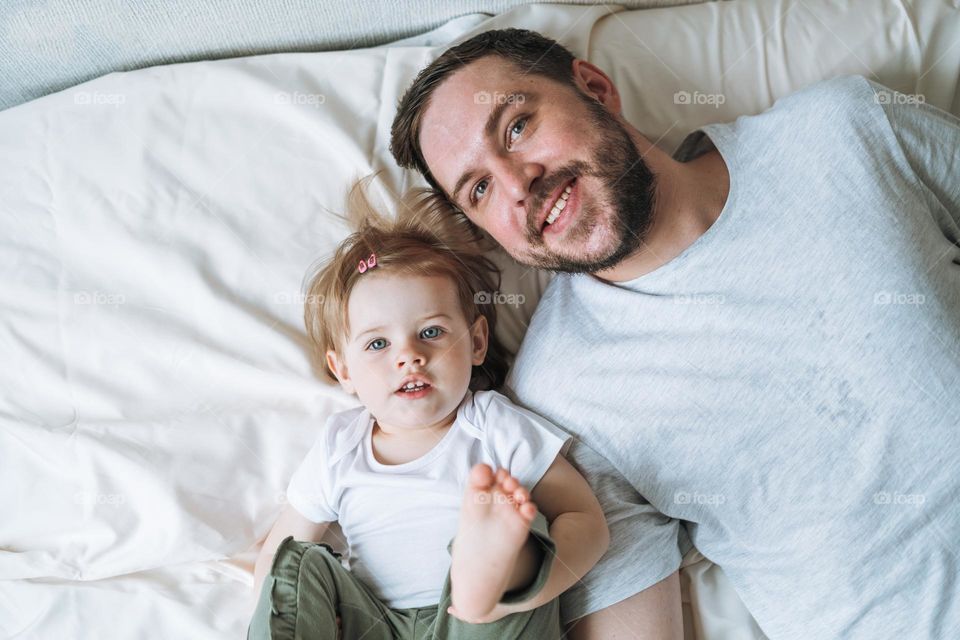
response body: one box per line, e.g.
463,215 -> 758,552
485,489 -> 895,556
487,455 -> 682,640
509,453 -> 611,611
566,571 -> 683,640
872,81 -> 960,236
452,453 -> 610,624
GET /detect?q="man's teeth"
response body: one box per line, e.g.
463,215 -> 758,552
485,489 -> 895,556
545,184 -> 573,226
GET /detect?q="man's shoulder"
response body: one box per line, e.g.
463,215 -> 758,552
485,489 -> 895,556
754,75 -> 872,117
693,76 -> 886,170
738,75 -> 876,135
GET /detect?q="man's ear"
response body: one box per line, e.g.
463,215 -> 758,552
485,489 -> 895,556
470,315 -> 489,366
571,59 -> 622,115
325,349 -> 356,395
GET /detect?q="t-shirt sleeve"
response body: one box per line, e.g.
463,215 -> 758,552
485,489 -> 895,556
870,80 -> 960,241
470,390 -> 572,491
285,427 -> 338,524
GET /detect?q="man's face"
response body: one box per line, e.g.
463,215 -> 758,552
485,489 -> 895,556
419,56 -> 656,273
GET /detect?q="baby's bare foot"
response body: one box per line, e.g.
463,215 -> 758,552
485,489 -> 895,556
449,463 -> 538,621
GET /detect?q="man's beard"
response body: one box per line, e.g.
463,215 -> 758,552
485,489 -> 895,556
519,94 -> 657,274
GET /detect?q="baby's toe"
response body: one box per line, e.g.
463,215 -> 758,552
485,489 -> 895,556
518,501 -> 538,522
468,463 -> 495,490
511,486 -> 530,504
499,474 -> 520,493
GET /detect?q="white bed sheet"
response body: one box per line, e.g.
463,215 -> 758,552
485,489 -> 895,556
2,1 -> 958,638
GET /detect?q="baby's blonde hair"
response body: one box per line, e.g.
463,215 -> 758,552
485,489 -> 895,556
303,178 -> 510,391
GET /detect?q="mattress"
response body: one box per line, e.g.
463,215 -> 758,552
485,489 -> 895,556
2,1 -> 958,637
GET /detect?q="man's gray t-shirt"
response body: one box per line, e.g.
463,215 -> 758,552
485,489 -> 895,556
507,76 -> 959,638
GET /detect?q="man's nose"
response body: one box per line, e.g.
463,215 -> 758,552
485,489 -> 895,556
494,155 -> 543,209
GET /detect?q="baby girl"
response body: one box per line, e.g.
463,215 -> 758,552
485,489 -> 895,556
248,183 -> 609,639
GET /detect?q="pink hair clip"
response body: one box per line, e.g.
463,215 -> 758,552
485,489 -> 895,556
357,252 -> 378,274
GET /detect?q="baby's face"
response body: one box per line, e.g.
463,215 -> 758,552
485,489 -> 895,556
328,273 -> 487,433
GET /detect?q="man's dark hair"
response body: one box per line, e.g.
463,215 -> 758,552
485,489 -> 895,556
389,29 -> 578,195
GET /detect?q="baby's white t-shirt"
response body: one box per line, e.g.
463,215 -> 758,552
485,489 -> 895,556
285,389 -> 572,609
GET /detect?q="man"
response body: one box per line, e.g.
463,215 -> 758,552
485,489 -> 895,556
390,28 -> 960,640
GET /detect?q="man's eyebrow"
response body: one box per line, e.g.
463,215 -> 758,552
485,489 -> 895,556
451,91 -> 535,207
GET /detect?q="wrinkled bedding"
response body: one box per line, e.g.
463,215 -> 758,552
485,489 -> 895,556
2,1 -> 958,637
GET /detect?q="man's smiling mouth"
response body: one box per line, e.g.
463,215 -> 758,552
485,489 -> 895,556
545,182 -> 573,226
537,177 -> 577,233
536,177 -> 580,239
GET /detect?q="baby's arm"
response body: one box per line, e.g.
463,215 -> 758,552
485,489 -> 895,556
511,453 -> 610,611
252,503 -> 331,602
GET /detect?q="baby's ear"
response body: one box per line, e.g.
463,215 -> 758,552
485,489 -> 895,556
470,315 -> 489,366
325,349 -> 355,394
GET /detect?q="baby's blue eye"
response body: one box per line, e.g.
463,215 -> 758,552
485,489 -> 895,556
420,326 -> 443,339
366,338 -> 388,351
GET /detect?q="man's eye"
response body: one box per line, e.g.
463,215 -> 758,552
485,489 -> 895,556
420,326 -> 444,339
472,179 -> 489,203
366,338 -> 388,351
508,117 -> 528,145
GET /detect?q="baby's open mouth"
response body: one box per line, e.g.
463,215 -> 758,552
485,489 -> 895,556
397,381 -> 431,393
